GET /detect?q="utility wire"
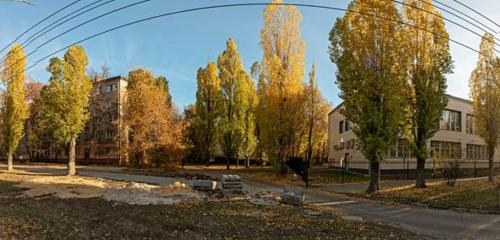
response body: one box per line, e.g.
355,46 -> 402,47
392,0 -> 500,50
431,0 -> 498,33
1,0 -> 154,72
0,0 -> 82,55
451,0 -> 500,30
419,0 -> 497,34
0,0 -> 116,63
1,2 -> 492,81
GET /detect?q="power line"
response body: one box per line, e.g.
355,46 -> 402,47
420,0 -> 497,34
1,0 -> 154,72
452,0 -> 500,29
0,0 -> 116,63
432,0 -> 497,33
1,2 -> 491,82
0,0 -> 82,55
392,0 -> 500,51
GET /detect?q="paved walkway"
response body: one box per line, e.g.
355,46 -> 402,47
2,164 -> 500,240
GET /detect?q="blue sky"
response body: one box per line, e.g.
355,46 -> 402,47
0,0 -> 499,109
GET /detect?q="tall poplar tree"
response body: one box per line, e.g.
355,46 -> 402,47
403,0 -> 453,188
305,64 -> 330,165
1,44 -> 29,172
241,74 -> 258,168
329,0 -> 408,193
217,39 -> 248,170
40,45 -> 92,176
470,33 -> 500,182
194,62 -> 221,166
257,0 -> 306,174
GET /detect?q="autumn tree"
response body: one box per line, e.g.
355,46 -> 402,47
257,0 -> 306,174
1,44 -> 29,171
123,69 -> 182,167
194,62 -> 221,166
329,0 -> 408,193
241,74 -> 259,168
217,38 -> 250,169
24,78 -> 45,161
470,33 -> 500,182
305,64 -> 331,165
155,76 -> 173,108
40,45 -> 92,176
402,0 -> 454,188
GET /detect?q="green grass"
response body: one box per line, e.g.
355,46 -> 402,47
308,168 -> 368,185
370,179 -> 500,211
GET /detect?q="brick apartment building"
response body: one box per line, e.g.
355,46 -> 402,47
77,76 -> 127,164
16,76 -> 128,164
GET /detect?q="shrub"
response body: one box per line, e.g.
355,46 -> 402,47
437,160 -> 461,187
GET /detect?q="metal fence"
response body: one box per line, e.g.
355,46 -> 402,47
305,159 -> 500,186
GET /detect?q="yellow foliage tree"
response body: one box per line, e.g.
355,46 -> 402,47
329,0 -> 409,193
470,33 -> 500,182
194,62 -> 222,166
123,69 -> 183,167
1,44 -> 29,172
40,45 -> 92,176
257,0 -> 306,174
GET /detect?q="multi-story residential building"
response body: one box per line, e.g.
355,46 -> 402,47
26,76 -> 128,164
77,76 -> 127,164
328,95 -> 500,171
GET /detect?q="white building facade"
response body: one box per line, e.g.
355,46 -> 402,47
328,95 -> 500,171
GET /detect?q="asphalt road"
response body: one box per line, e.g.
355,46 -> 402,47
187,168 -> 500,240
3,164 -> 500,240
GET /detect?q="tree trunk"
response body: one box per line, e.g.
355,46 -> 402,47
416,157 -> 427,188
366,161 -> 380,194
245,156 -> 250,168
67,138 -> 77,176
7,150 -> 14,172
489,156 -> 494,183
236,158 -> 239,169
226,157 -> 230,170
489,146 -> 495,183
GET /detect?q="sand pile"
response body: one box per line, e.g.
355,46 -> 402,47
103,181 -> 200,205
0,171 -> 201,205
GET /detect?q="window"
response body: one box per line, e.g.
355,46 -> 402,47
466,144 -> 486,160
106,84 -> 116,92
106,130 -> 114,139
440,110 -> 462,132
344,120 -> 350,132
106,100 -> 113,108
95,87 -> 100,95
466,114 -> 474,134
388,139 -> 414,158
339,120 -> 344,134
430,141 -> 461,159
108,113 -> 115,122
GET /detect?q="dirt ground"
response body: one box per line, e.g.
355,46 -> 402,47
0,170 -> 200,205
0,181 -> 431,240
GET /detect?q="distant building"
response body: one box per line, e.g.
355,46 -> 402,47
17,76 -> 128,164
77,76 -> 127,163
328,95 -> 500,171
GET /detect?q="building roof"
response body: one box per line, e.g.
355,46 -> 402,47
328,94 -> 472,116
94,75 -> 124,83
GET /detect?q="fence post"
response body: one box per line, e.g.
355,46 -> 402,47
342,162 -> 345,184
432,158 -> 436,179
474,161 -> 477,178
402,159 -> 405,180
406,159 -> 409,180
